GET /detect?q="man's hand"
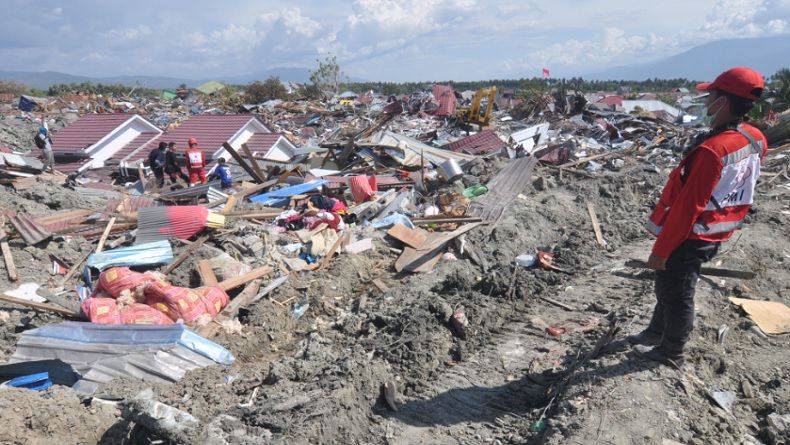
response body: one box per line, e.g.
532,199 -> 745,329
647,253 -> 667,271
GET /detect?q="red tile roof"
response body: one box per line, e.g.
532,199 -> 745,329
112,132 -> 161,164
156,114 -> 264,154
442,130 -> 506,155
244,133 -> 284,155
433,85 -> 456,116
595,95 -> 623,107
50,113 -> 134,152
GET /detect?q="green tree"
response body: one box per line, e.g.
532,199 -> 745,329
310,55 -> 341,97
0,80 -> 27,95
245,76 -> 288,103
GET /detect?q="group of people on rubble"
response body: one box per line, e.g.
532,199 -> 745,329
147,137 -> 232,189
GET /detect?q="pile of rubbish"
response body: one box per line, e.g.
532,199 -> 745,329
0,82 -> 789,444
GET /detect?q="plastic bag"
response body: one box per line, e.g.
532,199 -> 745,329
120,303 -> 174,325
98,267 -> 159,298
81,298 -> 122,325
145,280 -> 208,323
194,287 -> 230,317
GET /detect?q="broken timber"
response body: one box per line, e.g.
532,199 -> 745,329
222,142 -> 266,183
240,143 -> 267,183
625,259 -> 756,280
585,201 -> 607,247
0,293 -> 80,318
162,235 -> 209,275
0,221 -> 18,282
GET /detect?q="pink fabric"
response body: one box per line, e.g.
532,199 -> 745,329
349,175 -> 377,203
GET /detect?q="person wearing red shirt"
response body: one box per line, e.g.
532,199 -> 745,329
184,137 -> 207,186
629,67 -> 768,368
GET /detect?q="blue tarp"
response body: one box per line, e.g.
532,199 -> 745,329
86,240 -> 173,270
18,95 -> 40,112
248,180 -> 327,206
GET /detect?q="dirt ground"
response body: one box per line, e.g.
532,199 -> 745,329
0,152 -> 788,444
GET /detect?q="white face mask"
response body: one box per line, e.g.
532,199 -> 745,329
702,96 -> 725,127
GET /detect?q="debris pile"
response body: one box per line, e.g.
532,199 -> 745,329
0,82 -> 788,444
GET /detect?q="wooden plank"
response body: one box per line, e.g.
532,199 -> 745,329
241,143 -> 267,183
60,250 -> 91,285
558,148 -> 633,169
161,235 -> 209,275
625,259 -> 756,280
585,201 -> 606,247
319,231 -> 350,270
411,217 -> 483,225
95,217 -> 116,253
387,224 -> 427,249
222,142 -> 266,183
138,163 -> 147,192
220,195 -> 238,215
196,280 -> 261,338
197,259 -> 219,286
0,223 -> 18,282
0,293 -> 80,318
416,222 -> 484,252
218,266 -> 272,291
372,278 -> 389,292
395,244 -> 445,273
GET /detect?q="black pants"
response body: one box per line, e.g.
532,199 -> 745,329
646,239 -> 720,357
152,168 -> 165,188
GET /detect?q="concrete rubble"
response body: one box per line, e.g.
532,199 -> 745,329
0,81 -> 788,444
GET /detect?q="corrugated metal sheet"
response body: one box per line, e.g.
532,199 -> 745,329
244,133 -> 284,156
159,180 -> 221,200
9,213 -> 53,245
442,130 -> 507,155
156,114 -> 263,154
111,132 -> 161,163
104,196 -> 158,214
135,206 -> 211,245
51,113 -> 133,152
9,322 -> 233,394
357,131 -> 476,167
467,157 -> 536,222
433,85 -> 456,117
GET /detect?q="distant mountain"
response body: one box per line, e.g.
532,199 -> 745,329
586,35 -> 790,81
0,67 -> 315,90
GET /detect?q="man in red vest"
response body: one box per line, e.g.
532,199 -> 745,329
184,137 -> 207,186
629,67 -> 768,368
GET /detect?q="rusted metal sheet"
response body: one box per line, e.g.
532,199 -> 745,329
467,157 -> 536,222
9,213 -> 53,245
103,196 -> 157,214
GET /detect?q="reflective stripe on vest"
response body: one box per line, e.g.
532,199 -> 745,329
646,219 -> 662,236
693,219 -> 744,235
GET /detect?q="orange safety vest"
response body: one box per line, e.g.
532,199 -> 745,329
646,124 -> 765,238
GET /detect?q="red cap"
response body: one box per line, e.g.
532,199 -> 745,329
188,137 -> 198,145
696,67 -> 764,101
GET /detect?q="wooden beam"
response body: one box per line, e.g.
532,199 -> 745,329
222,142 -> 266,183
411,217 -> 484,225
95,217 -> 116,253
585,201 -> 606,247
161,235 -> 208,275
625,259 -> 756,280
241,143 -> 267,183
218,266 -> 272,292
197,259 -> 219,286
319,231 -> 350,270
220,195 -> 238,215
196,280 -> 261,338
0,293 -> 80,318
0,223 -> 18,282
60,250 -> 92,285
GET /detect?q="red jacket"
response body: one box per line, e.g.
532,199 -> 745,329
185,148 -> 205,170
646,123 -> 767,259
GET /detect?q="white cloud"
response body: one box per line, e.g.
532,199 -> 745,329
259,7 -> 321,37
105,25 -> 152,42
767,18 -> 788,32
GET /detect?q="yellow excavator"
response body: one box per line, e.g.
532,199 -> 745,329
456,86 -> 497,128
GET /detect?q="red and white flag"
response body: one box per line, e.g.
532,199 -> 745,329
542,67 -> 550,78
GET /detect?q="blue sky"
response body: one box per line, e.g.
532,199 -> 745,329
1,0 -> 789,81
